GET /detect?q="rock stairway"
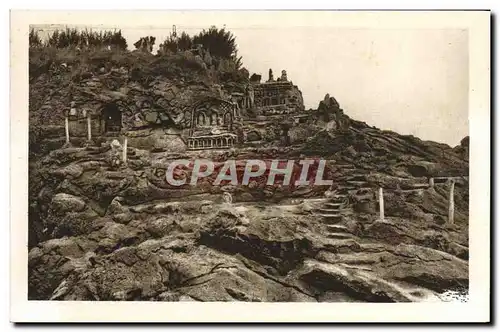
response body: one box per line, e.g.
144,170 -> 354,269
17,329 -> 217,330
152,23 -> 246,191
313,193 -> 356,240
325,224 -> 351,233
336,184 -> 357,194
315,161 -> 373,240
326,232 -> 353,240
333,163 -> 372,195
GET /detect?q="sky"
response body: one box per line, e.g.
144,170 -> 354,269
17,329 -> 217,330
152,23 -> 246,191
35,24 -> 469,146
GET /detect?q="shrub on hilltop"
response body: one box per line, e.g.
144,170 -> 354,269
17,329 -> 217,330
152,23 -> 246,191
158,31 -> 193,54
40,27 -> 128,50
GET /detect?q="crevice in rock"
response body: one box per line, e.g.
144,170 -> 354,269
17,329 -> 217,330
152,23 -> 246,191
300,269 -> 397,303
199,229 -> 317,275
239,259 -> 316,299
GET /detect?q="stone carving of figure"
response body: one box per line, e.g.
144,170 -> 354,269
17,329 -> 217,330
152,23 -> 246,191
281,70 -> 288,81
232,100 -> 239,112
69,101 -> 77,117
222,192 -> 233,204
268,68 -> 274,82
107,139 -> 122,170
246,85 -> 255,108
134,113 -> 143,127
214,84 -> 224,98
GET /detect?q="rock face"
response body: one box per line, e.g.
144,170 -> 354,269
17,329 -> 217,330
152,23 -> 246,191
28,196 -> 468,301
29,47 -> 247,145
28,127 -> 469,301
28,47 -> 469,303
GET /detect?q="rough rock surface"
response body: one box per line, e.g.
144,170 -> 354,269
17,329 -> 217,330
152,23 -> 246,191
29,195 -> 468,301
29,47 -> 468,302
28,129 -> 469,301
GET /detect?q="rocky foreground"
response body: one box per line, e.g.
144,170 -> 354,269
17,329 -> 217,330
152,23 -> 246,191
28,131 -> 469,302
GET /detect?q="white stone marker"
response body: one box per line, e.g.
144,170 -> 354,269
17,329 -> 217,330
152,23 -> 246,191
65,115 -> 70,144
379,187 -> 385,221
87,112 -> 92,141
122,136 -> 128,164
448,180 -> 455,225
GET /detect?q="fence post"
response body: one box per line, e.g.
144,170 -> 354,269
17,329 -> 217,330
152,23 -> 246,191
448,179 -> 455,225
65,115 -> 70,145
429,177 -> 434,188
122,136 -> 128,164
87,112 -> 92,141
379,187 -> 384,221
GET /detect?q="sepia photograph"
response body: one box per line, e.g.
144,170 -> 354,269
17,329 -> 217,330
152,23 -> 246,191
10,10 -> 490,322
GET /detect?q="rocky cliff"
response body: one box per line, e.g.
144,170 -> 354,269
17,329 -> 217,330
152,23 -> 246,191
28,47 -> 469,302
28,126 -> 469,302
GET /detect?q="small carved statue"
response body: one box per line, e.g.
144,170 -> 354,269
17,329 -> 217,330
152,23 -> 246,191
107,139 -> 122,170
268,68 -> 274,82
69,101 -> 77,117
281,70 -> 287,81
222,192 -> 233,204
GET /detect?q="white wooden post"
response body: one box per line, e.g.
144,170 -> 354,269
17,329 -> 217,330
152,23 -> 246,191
122,136 -> 128,164
65,115 -> 70,144
87,112 -> 92,141
379,187 -> 385,221
448,180 -> 455,225
429,177 -> 434,188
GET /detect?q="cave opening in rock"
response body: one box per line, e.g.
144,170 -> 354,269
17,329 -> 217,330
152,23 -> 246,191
102,103 -> 122,133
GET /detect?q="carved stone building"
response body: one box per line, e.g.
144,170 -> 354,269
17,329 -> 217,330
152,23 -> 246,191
186,97 -> 239,150
250,68 -> 304,115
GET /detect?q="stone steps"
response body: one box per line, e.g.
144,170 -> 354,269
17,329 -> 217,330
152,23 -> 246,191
319,216 -> 343,224
346,180 -> 370,187
328,197 -> 349,206
315,212 -> 342,218
326,197 -> 348,204
324,202 -> 343,208
315,207 -> 341,214
315,206 -> 350,213
314,190 -> 351,223
337,185 -> 357,190
327,232 -> 354,240
330,194 -> 348,199
315,212 -> 343,219
326,224 -> 351,233
314,207 -> 351,217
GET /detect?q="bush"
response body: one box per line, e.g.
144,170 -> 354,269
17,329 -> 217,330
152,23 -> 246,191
157,26 -> 245,77
192,26 -> 238,60
158,31 -> 193,54
41,27 -> 127,50
29,28 -> 42,47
